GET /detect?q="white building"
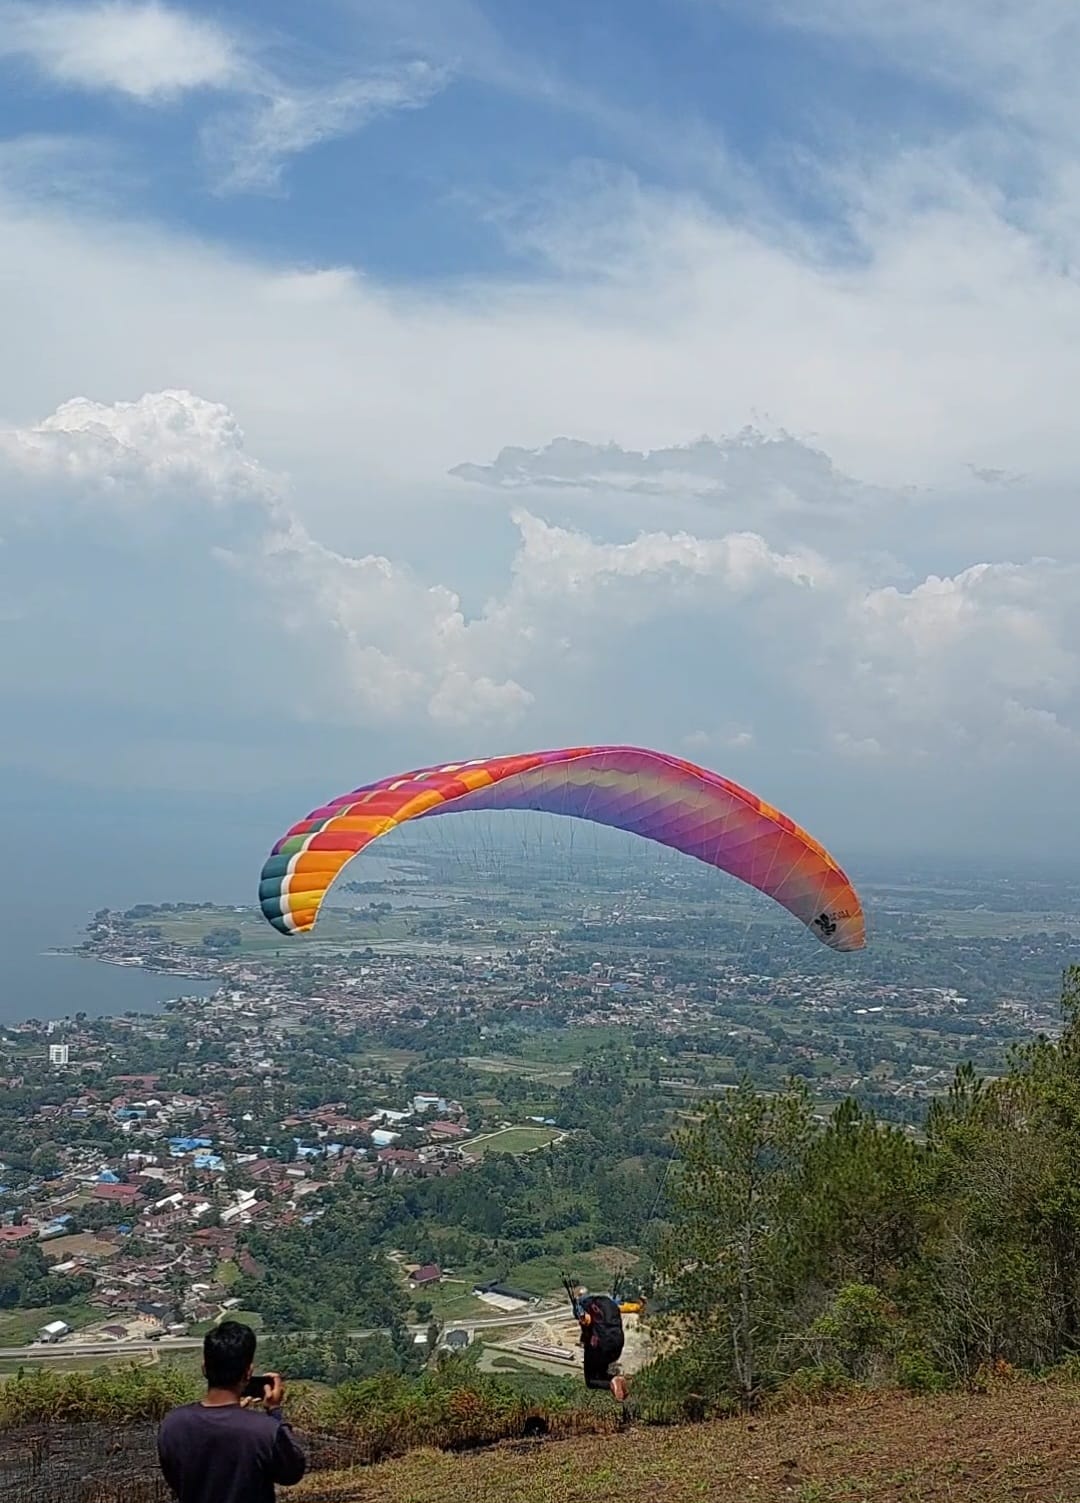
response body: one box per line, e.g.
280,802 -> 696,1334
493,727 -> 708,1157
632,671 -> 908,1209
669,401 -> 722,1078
220,1190 -> 258,1225
37,1320 -> 71,1343
48,1044 -> 69,1067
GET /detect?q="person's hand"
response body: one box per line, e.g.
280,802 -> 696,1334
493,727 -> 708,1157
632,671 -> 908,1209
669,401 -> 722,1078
263,1373 -> 285,1409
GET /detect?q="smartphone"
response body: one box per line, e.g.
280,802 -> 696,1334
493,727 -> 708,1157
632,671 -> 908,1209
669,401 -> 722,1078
243,1375 -> 272,1400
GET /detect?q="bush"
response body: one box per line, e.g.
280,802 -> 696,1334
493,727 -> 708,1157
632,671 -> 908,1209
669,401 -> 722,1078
0,1366 -> 198,1428
805,1284 -> 903,1384
895,1349 -> 950,1394
629,1351 -> 736,1425
771,1363 -> 855,1407
309,1354 -> 611,1463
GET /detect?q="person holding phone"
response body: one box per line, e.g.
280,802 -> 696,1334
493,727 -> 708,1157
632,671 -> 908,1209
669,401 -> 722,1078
157,1320 -> 307,1503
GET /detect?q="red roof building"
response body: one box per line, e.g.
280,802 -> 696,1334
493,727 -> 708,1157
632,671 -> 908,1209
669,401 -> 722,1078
0,1225 -> 38,1243
409,1264 -> 442,1287
93,1182 -> 140,1204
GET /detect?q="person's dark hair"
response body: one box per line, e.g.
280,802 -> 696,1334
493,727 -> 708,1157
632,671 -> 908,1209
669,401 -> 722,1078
204,1321 -> 257,1388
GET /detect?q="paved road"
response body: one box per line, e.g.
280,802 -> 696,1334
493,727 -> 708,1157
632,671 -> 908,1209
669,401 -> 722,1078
0,1306 -> 564,1363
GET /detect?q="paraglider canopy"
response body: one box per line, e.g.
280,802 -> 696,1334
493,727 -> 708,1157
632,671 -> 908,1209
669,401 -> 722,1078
258,745 -> 865,951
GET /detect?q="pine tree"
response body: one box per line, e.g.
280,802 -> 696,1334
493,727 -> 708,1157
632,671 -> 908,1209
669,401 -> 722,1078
796,1098 -> 923,1292
658,1077 -> 812,1407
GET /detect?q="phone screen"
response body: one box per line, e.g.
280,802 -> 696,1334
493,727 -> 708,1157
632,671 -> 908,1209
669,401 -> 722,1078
243,1375 -> 271,1399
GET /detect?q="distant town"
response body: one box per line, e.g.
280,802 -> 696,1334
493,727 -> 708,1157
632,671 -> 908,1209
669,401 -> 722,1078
2,847 -> 1077,1354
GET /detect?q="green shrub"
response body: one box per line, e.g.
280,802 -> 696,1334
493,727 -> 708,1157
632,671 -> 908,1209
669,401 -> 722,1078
0,1366 -> 198,1428
805,1284 -> 903,1383
771,1363 -> 855,1407
629,1352 -> 736,1425
308,1353 -> 611,1463
895,1349 -> 949,1394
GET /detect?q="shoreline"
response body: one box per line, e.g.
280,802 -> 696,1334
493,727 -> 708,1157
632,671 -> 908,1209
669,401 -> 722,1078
51,946 -> 216,984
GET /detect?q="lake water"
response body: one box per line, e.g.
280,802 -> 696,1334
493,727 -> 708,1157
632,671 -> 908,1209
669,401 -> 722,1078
0,907 -> 218,1024
0,793 -> 262,1025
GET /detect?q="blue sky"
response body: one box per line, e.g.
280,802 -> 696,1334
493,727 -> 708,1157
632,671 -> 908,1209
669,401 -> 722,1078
2,0 -> 1080,866
0,0 -> 972,277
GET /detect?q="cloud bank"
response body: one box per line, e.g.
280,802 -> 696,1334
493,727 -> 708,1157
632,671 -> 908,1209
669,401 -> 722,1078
4,387 -> 1079,858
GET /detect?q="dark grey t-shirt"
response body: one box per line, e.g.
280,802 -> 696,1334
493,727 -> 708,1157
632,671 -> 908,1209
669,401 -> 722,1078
157,1401 -> 307,1503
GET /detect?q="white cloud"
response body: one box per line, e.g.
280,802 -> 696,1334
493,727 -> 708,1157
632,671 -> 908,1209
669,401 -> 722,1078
205,64 -> 445,195
0,390 -> 525,730
0,0 -> 237,102
723,0 -> 1080,142
0,135 -> 134,210
684,727 -> 755,754
451,430 -> 888,534
0,1 -> 447,194
7,386 -> 1079,755
0,389 -> 830,744
3,383 -> 1080,858
504,510 -> 826,597
833,561 -> 1080,756
5,158 -> 1080,511
1,388 -> 270,500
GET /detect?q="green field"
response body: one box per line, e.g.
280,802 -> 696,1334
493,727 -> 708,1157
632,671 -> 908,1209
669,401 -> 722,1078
479,1246 -> 634,1302
464,1126 -> 563,1157
0,1347 -> 206,1379
119,897 -> 524,960
192,1308 -> 264,1336
129,906 -> 406,956
0,1304 -> 98,1346
409,1281 -> 491,1323
931,908 -> 1080,938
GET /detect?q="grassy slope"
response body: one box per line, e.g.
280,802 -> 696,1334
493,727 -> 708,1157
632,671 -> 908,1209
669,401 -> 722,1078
295,1384 -> 1080,1503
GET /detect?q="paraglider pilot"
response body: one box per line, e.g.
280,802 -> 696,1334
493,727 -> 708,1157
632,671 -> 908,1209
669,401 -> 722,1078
567,1281 -> 630,1401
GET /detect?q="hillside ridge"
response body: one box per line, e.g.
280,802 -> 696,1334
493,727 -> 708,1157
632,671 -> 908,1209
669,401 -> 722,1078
295,1382 -> 1080,1503
4,1381 -> 1080,1502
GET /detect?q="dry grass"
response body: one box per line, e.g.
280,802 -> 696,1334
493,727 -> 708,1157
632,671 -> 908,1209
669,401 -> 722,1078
41,1234 -> 121,1262
293,1381 -> 1080,1503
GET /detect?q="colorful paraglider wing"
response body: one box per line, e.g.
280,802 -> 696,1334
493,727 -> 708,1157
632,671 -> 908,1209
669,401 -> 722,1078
259,746 -> 865,951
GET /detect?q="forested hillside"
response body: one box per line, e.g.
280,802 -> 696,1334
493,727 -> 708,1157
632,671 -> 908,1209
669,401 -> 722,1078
650,965 -> 1080,1406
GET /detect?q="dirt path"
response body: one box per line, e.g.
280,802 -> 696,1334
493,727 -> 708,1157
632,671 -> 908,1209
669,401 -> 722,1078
486,1312 -> 650,1378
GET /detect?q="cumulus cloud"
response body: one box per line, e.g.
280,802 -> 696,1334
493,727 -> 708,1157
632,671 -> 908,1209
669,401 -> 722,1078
0,0 -> 237,101
0,389 -> 834,752
5,387 -> 1080,795
4,148 -> 1080,516
833,560 -> 1080,756
3,0 -> 1080,853
0,390 -> 531,731
1,388 -> 272,501
504,510 -> 826,597
684,727 -> 755,754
